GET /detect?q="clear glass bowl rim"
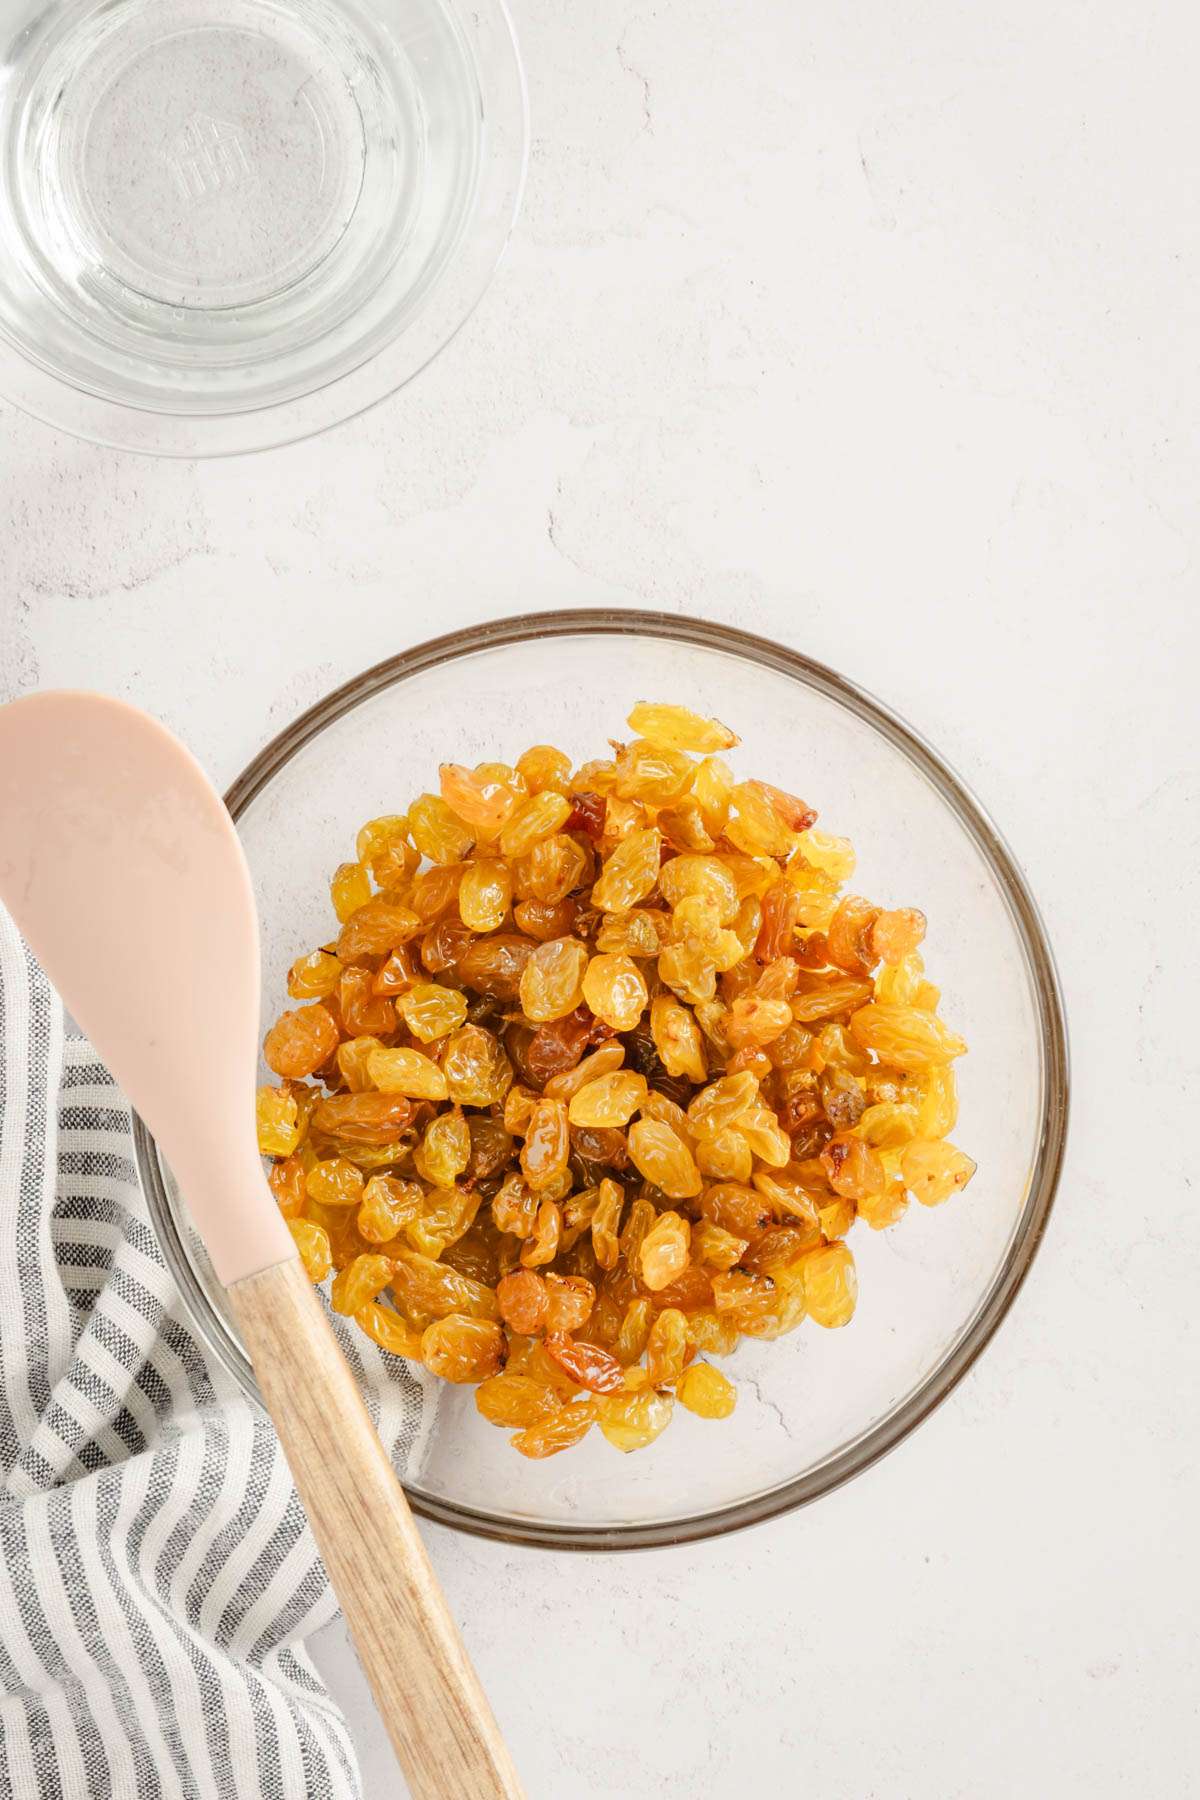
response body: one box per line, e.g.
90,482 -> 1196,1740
134,607 -> 1069,1551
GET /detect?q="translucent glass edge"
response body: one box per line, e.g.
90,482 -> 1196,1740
135,607 -> 1070,1550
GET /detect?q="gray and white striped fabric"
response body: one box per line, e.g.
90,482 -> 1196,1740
0,907 -> 429,1798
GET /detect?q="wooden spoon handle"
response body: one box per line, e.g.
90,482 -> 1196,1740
227,1257 -> 524,1800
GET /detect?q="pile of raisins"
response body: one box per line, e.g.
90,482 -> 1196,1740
257,703 -> 974,1457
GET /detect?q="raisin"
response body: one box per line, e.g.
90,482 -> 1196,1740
421,1316 -> 506,1382
338,968 -> 396,1037
626,702 -> 738,754
591,827 -> 662,912
456,933 -> 534,1000
543,1273 -> 596,1333
519,937 -> 590,1023
356,1301 -> 423,1359
287,950 -> 342,1000
627,1118 -> 702,1200
288,1218 -> 332,1283
542,1333 -> 624,1394
598,1389 -> 675,1451
476,1373 -> 560,1428
676,1363 -> 736,1419
256,1085 -> 300,1158
520,1098 -> 570,1191
513,897 -> 578,941
525,1008 -> 595,1084
900,1139 -> 976,1205
457,859 -> 513,932
496,1269 -> 549,1334
511,1401 -> 597,1458
330,861 -> 372,923
311,1093 -> 414,1145
568,1071 -> 647,1128
330,1253 -> 395,1315
264,1004 -> 339,1078
409,795 -> 475,865
337,899 -> 421,964
802,1243 -> 857,1327
581,954 -> 648,1031
849,1003 -> 967,1069
439,764 -> 521,837
639,1211 -> 691,1292
566,791 -> 607,837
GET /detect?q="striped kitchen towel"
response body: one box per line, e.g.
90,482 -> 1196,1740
0,906 -> 432,1798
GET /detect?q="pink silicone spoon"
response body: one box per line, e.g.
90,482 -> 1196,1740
0,690 -> 523,1800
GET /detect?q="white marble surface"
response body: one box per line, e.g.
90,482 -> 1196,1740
4,0 -> 1199,1793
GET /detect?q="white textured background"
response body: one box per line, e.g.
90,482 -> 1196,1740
4,0 -> 1198,1794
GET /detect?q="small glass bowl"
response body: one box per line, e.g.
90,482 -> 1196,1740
135,611 -> 1068,1550
0,0 -> 525,453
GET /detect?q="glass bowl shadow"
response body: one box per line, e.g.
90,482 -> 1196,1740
134,610 -> 1068,1550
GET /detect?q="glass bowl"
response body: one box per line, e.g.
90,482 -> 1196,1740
0,0 -> 525,453
135,610 -> 1068,1549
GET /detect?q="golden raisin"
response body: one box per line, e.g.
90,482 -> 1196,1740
476,1373 -> 560,1427
676,1362 -> 736,1419
626,702 -> 737,753
520,1098 -> 570,1191
500,791 -> 573,859
518,937 -> 590,1023
441,1027 -> 513,1106
421,1315 -> 506,1382
649,994 -> 707,1083
542,1332 -> 624,1394
288,1218 -> 332,1283
414,1110 -> 472,1185
264,1005 -> 339,1079
408,794 -> 475,865
256,1085 -> 300,1157
458,859 -> 513,933
356,815 -> 416,887
287,950 -> 341,1000
368,1046 -> 449,1101
439,764 -> 520,837
598,1389 -> 674,1451
581,953 -> 648,1031
591,827 -> 662,912
568,1070 -> 647,1129
520,1199 -> 563,1269
639,1211 -> 691,1292
305,1157 -> 365,1210
900,1139 -> 977,1205
511,1400 -> 597,1458
397,982 -> 468,1043
337,898 -> 421,963
849,1003 -> 967,1069
355,1301 -> 423,1359
330,861 -> 372,923
802,1242 -> 857,1327
543,1273 -> 596,1333
358,1175 -> 423,1244
645,1309 -> 689,1385
331,1253 -> 395,1316
516,745 -> 572,795
626,1118 -> 702,1199
311,1091 -> 413,1145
